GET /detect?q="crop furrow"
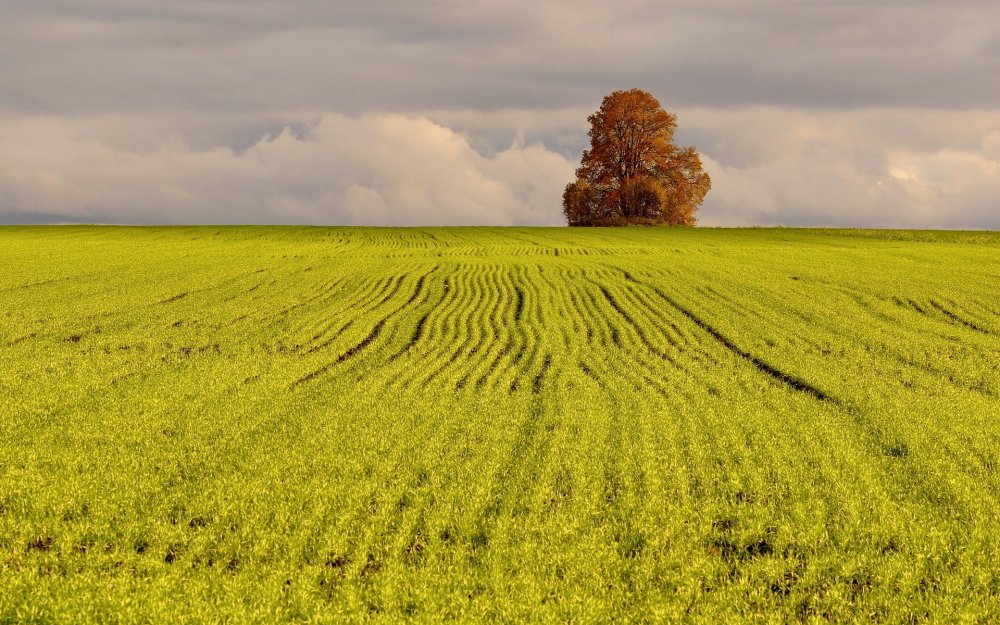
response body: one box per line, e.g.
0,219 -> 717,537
473,268 -> 518,390
404,267 -> 438,306
306,268 -> 438,358
578,360 -> 606,389
388,313 -> 430,363
290,319 -> 385,388
5,332 -> 37,347
301,275 -> 406,353
271,277 -> 347,318
419,266 -> 487,389
506,266 -> 546,394
617,276 -> 722,367
448,267 -> 507,391
532,354 -> 552,395
598,285 -> 688,374
928,300 -> 991,334
473,396 -> 556,547
157,292 -> 189,305
569,279 -> 652,395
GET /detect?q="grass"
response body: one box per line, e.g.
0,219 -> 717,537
1,226 -> 998,624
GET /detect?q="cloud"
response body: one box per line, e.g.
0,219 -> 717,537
692,108 -> 1000,228
1,0 -> 998,226
2,107 -> 996,228
0,114 -> 574,225
3,0 -> 998,116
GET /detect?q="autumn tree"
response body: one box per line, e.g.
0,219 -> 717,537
564,89 -> 711,226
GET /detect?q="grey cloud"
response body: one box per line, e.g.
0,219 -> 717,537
0,0 -> 998,227
3,0 -> 998,116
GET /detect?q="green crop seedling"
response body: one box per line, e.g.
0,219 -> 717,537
1,226 -> 998,623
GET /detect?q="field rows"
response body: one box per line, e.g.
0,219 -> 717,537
1,227 -> 998,623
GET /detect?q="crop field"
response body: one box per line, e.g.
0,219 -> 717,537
1,226 -> 999,624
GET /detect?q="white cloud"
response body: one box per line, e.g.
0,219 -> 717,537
1,107 -> 998,228
0,114 -> 575,225
690,108 -> 1000,228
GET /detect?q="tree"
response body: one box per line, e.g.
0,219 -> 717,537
563,89 -> 710,226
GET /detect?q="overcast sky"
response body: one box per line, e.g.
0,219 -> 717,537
1,0 -> 998,227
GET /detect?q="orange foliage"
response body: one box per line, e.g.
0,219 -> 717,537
564,89 -> 710,227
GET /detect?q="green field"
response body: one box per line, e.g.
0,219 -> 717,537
1,227 -> 999,623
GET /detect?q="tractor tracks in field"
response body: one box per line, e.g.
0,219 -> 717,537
504,267 -> 544,394
419,270 -> 484,389
0,271 -> 97,294
277,277 -> 347,318
293,261 -> 840,404
386,311 -> 432,364
157,292 -> 189,304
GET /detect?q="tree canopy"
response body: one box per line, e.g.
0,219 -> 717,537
564,89 -> 711,226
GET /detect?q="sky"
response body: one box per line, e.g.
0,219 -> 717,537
1,0 -> 998,227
